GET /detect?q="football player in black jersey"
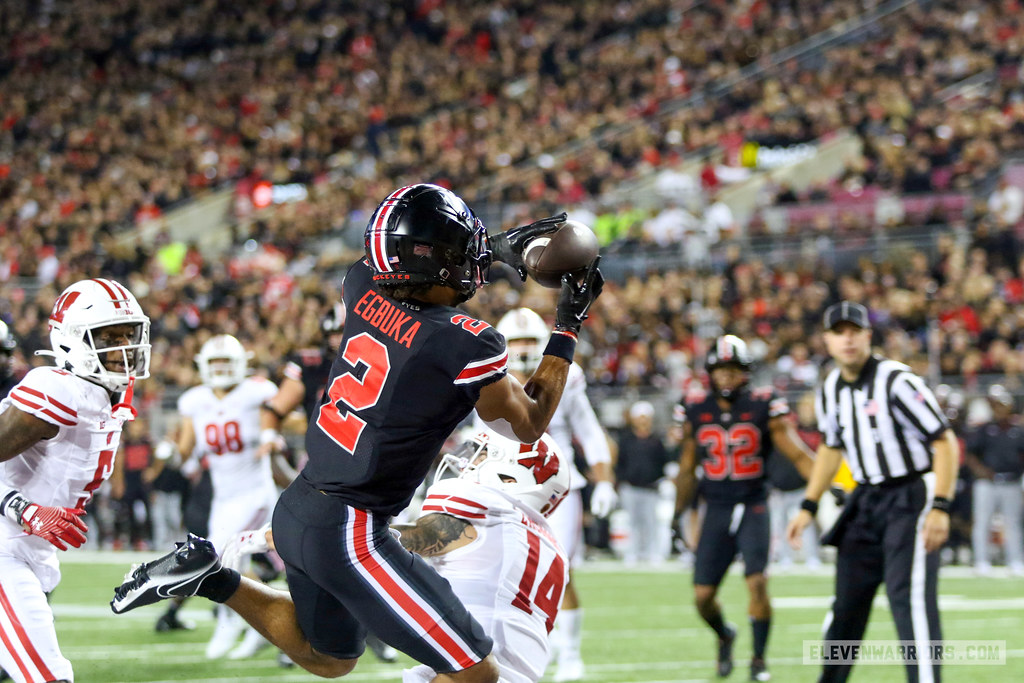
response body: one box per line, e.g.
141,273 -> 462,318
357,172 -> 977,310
258,303 -> 345,482
113,184 -> 603,683
256,302 -> 399,664
673,335 -> 814,682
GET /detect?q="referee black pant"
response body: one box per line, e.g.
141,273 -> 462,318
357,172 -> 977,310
819,474 -> 941,683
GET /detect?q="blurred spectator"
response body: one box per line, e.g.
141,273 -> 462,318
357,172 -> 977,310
614,402 -> 674,565
146,434 -> 190,550
988,178 -> 1024,227
768,393 -> 821,570
965,384 -> 1024,576
113,419 -> 154,550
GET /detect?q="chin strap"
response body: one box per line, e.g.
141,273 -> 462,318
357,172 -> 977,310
112,377 -> 138,421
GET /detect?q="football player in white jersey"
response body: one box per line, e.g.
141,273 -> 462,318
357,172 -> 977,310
220,429 -> 570,683
479,308 -> 616,682
175,334 -> 278,659
0,278 -> 150,683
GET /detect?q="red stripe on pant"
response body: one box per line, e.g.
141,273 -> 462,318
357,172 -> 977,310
349,509 -> 477,669
0,582 -> 55,682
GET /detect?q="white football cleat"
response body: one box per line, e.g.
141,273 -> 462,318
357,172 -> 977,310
554,657 -> 585,682
206,614 -> 246,659
228,627 -> 272,659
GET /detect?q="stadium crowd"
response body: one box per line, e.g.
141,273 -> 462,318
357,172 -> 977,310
2,0 -> 1024,571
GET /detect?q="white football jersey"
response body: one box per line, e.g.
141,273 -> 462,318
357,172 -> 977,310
413,478 -> 568,683
177,376 -> 277,500
474,362 -> 609,492
0,368 -> 129,589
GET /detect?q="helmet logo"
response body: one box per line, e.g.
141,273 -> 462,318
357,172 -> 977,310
517,441 -> 559,484
51,291 -> 81,324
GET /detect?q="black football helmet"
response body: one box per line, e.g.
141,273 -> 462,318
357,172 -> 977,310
364,184 -> 491,302
320,302 -> 346,354
706,334 -> 752,401
321,303 -> 346,335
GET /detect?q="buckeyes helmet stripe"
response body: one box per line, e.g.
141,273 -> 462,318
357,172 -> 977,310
717,337 -> 733,361
369,185 -> 416,273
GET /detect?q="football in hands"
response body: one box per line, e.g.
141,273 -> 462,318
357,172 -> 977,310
522,220 -> 599,288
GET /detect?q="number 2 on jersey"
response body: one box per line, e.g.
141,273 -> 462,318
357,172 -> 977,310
511,529 -> 565,633
696,423 -> 763,480
317,333 -> 391,454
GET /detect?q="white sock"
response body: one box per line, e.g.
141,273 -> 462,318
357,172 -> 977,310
558,608 -> 583,661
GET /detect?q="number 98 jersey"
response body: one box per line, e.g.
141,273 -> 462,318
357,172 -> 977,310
675,387 -> 789,504
303,260 -> 508,516
177,376 -> 278,498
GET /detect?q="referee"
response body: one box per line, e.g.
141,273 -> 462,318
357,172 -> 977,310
787,301 -> 959,683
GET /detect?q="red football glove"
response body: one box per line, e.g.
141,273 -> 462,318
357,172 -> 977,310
20,504 -> 88,551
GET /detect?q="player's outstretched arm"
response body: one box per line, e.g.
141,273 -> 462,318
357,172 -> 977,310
259,376 -> 305,457
477,260 -> 603,443
396,513 -> 476,557
768,415 -> 816,481
786,443 -> 844,548
476,359 -> 568,444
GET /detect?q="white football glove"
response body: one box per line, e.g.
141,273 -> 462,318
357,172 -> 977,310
590,480 -> 618,518
220,523 -> 273,572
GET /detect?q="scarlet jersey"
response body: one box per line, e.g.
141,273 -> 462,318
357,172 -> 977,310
303,260 -> 507,516
177,376 -> 278,500
675,387 -> 789,504
0,368 -> 128,589
409,478 -> 568,683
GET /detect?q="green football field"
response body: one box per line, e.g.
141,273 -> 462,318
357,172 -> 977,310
45,553 -> 1024,682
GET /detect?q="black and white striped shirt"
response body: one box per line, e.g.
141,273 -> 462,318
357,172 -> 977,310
816,356 -> 950,485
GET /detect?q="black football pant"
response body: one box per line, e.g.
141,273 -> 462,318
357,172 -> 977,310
819,477 -> 941,683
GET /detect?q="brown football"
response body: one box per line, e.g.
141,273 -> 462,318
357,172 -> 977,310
522,220 -> 600,288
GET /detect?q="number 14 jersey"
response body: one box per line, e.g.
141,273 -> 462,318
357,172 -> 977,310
414,478 -> 568,683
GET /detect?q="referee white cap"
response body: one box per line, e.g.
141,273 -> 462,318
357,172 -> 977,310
823,301 -> 870,330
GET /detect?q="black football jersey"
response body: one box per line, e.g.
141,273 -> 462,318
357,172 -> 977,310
303,259 -> 508,516
675,387 -> 789,503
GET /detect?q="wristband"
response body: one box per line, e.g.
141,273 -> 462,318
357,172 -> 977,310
930,496 -> 952,514
261,402 -> 287,420
800,498 -> 819,516
259,428 -> 281,447
543,329 -> 578,362
0,489 -> 32,525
